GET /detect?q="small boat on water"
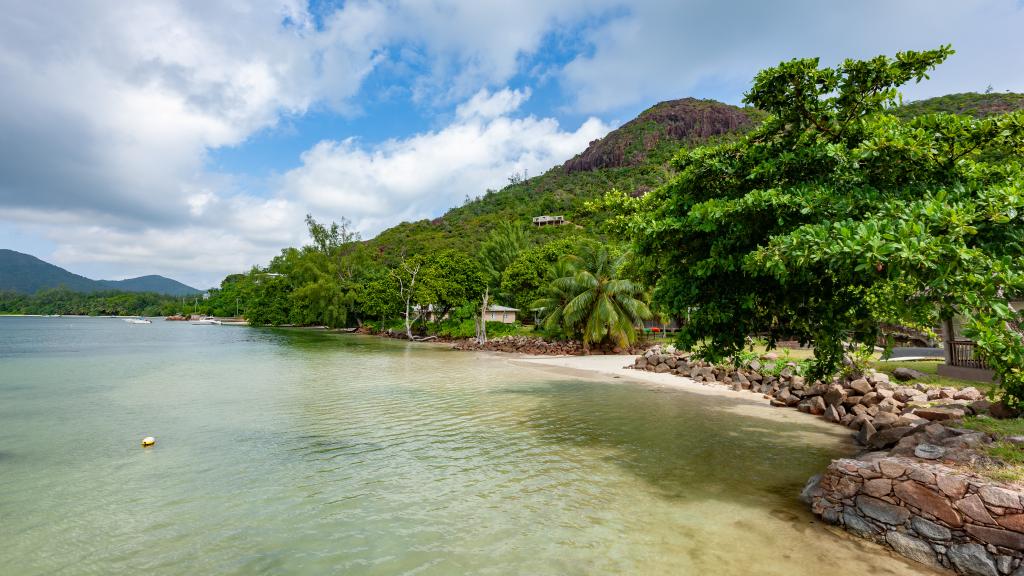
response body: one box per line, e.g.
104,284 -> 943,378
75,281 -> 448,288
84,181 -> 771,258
190,316 -> 222,325
124,317 -> 152,324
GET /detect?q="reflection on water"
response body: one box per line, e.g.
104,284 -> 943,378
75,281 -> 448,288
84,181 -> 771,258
0,317 -> 938,575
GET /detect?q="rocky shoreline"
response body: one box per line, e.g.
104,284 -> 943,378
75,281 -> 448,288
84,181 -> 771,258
630,346 -> 996,445
631,345 -> 1024,575
363,326 -> 648,357
451,335 -> 647,356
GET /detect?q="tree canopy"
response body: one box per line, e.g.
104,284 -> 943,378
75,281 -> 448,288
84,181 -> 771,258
603,46 -> 1024,402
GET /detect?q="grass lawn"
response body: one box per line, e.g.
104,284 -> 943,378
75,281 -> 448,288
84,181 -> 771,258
962,416 -> 1024,484
649,340 -> 993,392
869,359 -> 994,392
743,343 -> 817,360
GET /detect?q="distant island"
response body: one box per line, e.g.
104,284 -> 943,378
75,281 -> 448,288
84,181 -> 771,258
0,249 -> 200,296
0,249 -> 202,317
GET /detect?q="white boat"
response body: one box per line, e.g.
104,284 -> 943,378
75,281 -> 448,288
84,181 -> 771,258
124,317 -> 152,324
190,316 -> 222,325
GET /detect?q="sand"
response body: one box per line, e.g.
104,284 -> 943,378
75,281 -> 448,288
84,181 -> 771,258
509,353 -> 852,430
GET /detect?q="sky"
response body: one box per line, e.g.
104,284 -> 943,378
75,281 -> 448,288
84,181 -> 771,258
1,0 -> 1022,289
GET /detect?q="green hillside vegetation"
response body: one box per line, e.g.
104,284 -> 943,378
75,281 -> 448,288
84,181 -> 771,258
892,91 -> 1024,119
220,68 -> 1024,371
0,249 -> 200,296
0,287 -> 182,316
363,98 -> 764,263
0,249 -> 98,293
205,98 -> 764,343
97,275 -> 201,296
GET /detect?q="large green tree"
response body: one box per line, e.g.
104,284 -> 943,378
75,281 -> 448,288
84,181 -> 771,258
419,249 -> 485,321
605,46 -> 1024,401
475,221 -> 531,342
500,236 -> 589,312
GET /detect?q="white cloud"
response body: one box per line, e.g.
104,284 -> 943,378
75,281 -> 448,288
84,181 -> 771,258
457,87 -> 532,120
0,1 -> 608,287
2,193 -> 307,288
283,88 -> 610,235
0,84 -> 610,288
0,0 -> 1020,288
0,1 -> 388,220
560,0 -> 1024,112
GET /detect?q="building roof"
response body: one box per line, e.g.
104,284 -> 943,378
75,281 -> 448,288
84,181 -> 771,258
487,304 -> 519,312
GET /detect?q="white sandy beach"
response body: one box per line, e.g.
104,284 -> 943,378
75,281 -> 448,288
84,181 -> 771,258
510,353 -> 854,432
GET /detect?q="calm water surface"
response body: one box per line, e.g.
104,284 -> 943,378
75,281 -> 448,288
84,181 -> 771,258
0,317 -> 936,575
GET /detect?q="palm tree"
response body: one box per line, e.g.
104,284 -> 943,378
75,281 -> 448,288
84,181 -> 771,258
535,244 -> 651,350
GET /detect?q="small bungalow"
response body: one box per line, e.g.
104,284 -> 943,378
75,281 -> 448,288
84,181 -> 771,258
485,305 -> 519,324
412,304 -> 519,324
532,215 -> 566,227
415,304 -> 445,323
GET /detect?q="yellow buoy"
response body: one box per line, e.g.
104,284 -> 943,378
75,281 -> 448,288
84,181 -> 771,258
141,436 -> 156,447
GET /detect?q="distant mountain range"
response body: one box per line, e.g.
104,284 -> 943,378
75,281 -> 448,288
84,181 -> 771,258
0,249 -> 201,296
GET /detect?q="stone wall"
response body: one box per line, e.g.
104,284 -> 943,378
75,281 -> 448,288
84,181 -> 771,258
806,456 -> 1024,575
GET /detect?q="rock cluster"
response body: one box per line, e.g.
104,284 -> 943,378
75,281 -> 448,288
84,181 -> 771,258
561,98 -> 759,173
631,345 -> 989,449
806,455 -> 1024,575
452,336 -> 639,356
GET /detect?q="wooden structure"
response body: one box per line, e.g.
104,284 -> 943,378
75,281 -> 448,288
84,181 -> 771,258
532,215 -> 566,227
938,317 -> 996,383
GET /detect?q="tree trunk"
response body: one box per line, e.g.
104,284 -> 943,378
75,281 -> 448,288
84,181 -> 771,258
395,259 -> 420,340
477,288 -> 489,344
404,294 -> 414,340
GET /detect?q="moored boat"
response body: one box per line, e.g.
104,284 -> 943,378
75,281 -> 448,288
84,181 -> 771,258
190,316 -> 221,325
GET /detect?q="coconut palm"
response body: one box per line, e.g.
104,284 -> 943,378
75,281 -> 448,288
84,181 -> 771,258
535,244 -> 651,349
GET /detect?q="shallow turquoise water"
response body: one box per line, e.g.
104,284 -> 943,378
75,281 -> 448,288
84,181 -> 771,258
0,317 -> 935,575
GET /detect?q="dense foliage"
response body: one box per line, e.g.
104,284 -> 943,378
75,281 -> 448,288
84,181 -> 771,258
604,47 -> 1024,402
0,288 -> 181,316
360,100 -> 766,264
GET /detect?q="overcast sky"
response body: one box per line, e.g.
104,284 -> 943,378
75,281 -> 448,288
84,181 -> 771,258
1,0 -> 1021,289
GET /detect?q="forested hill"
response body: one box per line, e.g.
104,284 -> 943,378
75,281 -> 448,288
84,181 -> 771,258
366,98 -> 763,261
0,249 -> 200,296
97,275 -> 201,296
0,249 -> 97,293
893,92 -> 1024,119
361,92 -> 1023,264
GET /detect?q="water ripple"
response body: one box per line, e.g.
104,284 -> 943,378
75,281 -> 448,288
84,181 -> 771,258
0,319 -> 939,576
